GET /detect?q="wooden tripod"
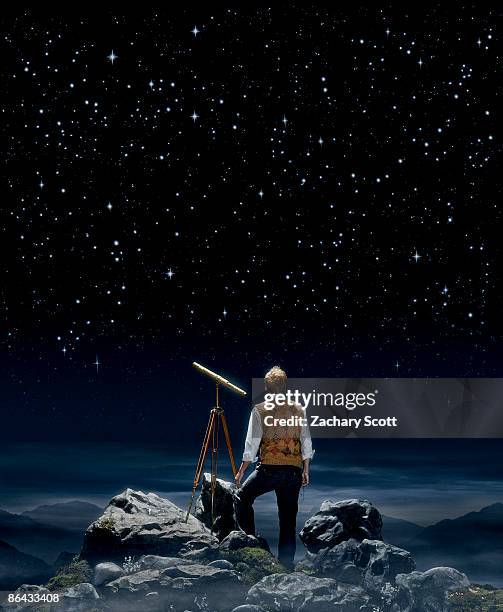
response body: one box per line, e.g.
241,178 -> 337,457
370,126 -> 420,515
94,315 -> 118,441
185,382 -> 237,525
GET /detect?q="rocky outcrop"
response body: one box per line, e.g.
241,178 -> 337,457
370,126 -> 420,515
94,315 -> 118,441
104,557 -> 245,611
299,499 -> 383,553
5,486 -> 475,612
80,489 -> 217,564
195,472 -> 238,540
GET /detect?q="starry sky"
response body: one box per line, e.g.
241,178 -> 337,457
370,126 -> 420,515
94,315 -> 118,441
2,7 -> 502,441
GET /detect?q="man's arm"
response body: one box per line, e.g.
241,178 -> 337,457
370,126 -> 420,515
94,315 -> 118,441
235,407 -> 262,486
300,408 -> 314,486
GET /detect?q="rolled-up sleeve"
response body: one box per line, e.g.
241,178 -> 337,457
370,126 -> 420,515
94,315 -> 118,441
242,406 -> 262,462
300,408 -> 314,460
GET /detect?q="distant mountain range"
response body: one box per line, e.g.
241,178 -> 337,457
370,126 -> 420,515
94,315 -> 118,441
381,515 -> 423,549
0,539 -> 51,590
0,502 -> 102,564
22,501 -> 103,532
406,502 -> 503,586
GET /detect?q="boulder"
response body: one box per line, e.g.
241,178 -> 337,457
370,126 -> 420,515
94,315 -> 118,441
219,530 -> 269,553
394,566 -> 470,611
299,499 -> 382,553
246,572 -> 371,611
360,539 -> 416,596
94,561 -> 123,586
195,472 -> 238,540
60,583 -> 100,611
104,558 -> 245,611
296,538 -> 363,583
80,489 -> 217,564
297,537 -> 415,592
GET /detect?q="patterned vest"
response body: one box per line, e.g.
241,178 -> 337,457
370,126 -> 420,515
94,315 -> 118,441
256,401 -> 303,468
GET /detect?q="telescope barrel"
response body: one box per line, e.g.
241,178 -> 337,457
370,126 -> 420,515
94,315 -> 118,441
192,362 -> 247,396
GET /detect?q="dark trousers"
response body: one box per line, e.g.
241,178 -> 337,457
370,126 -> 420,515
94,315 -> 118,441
235,464 -> 302,568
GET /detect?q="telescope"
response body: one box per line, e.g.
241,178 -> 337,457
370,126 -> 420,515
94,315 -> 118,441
185,362 -> 247,525
192,361 -> 247,397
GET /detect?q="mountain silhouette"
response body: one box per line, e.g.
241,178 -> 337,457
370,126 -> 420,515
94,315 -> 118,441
381,515 -> 423,549
22,500 -> 103,532
407,502 -> 503,585
0,508 -> 82,564
0,539 -> 51,590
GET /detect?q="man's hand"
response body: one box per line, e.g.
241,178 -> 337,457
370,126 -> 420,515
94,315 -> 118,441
302,469 -> 310,487
235,468 -> 244,487
235,461 -> 250,487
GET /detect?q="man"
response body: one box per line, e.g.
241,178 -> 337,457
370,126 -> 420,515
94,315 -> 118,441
234,366 -> 313,569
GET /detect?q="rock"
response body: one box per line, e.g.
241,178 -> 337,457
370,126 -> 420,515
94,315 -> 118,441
220,546 -> 285,586
209,559 -> 234,569
220,530 -> 269,553
138,555 -> 193,570
179,538 -> 219,562
246,572 -> 339,611
296,537 -> 415,593
63,582 -> 100,600
299,584 -> 373,612
299,499 -> 382,553
80,488 -> 217,564
231,606 -> 267,612
360,539 -> 416,596
196,472 -> 239,540
296,538 -> 363,583
395,566 -> 470,611
93,561 -> 123,586
104,558 -> 246,611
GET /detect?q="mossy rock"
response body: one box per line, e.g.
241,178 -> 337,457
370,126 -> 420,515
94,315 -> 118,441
46,557 -> 93,591
448,584 -> 503,611
221,546 -> 287,585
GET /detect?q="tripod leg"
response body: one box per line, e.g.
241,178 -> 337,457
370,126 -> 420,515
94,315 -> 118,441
220,411 -> 237,477
210,411 -> 220,531
185,409 -> 215,522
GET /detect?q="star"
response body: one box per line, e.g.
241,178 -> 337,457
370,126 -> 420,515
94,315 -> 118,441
258,189 -> 264,198
282,115 -> 288,126
149,80 -> 154,89
418,58 -> 423,68
442,285 -> 448,294
108,50 -> 118,64
318,137 -> 323,145
192,26 -> 200,36
191,111 -> 199,122
394,361 -> 400,371
412,249 -> 421,263
166,269 -> 174,279
223,308 -> 228,317
62,346 -> 67,356
39,180 -> 44,189
107,202 -> 113,210
93,355 -> 100,373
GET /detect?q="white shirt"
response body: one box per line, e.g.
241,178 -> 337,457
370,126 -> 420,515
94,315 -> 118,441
242,404 -> 314,463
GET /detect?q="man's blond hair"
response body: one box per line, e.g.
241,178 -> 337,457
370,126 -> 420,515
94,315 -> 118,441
265,366 -> 287,394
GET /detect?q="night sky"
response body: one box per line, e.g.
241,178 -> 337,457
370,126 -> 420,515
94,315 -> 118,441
2,7 -> 502,442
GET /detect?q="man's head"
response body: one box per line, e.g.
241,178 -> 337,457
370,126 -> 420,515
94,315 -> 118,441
265,365 -> 287,394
